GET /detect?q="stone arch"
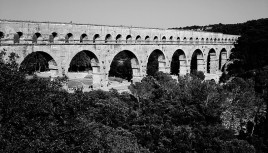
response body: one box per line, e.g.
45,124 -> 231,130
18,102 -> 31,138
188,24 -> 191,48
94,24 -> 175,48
162,36 -> 166,42
109,50 -> 140,82
219,48 -> 227,70
49,32 -> 58,43
183,37 -> 187,42
190,49 -> 204,73
207,48 -> 217,74
116,34 -> 122,43
32,32 -> 42,44
0,31 -> 4,38
177,37 -> 180,43
145,36 -> 150,43
195,37 -> 199,43
136,35 -> 141,43
14,32 -> 23,43
153,36 -> 158,43
105,34 -> 112,43
169,36 -> 173,42
170,49 -> 187,75
93,34 -> 100,43
80,33 -> 88,43
126,35 -> 132,43
68,50 -> 99,72
19,51 -> 58,75
147,49 -> 166,76
65,33 -> 73,43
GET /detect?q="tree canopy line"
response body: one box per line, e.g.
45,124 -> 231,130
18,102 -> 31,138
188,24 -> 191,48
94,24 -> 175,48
0,18 -> 268,152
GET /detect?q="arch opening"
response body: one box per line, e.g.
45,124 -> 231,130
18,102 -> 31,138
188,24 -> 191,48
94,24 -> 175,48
65,33 -> 73,43
162,36 -> 166,42
145,36 -> 150,43
136,35 -> 141,43
109,50 -> 139,82
153,36 -> 158,43
32,33 -> 42,44
170,49 -> 187,75
93,34 -> 100,43
49,32 -> 58,43
190,49 -> 204,73
14,32 -> 23,43
116,34 -> 122,43
126,35 -> 132,43
219,48 -> 227,71
20,51 -> 57,75
0,31 -> 4,39
68,50 -> 99,73
105,34 -> 112,43
207,49 -> 217,74
147,49 -> 165,76
80,33 -> 88,43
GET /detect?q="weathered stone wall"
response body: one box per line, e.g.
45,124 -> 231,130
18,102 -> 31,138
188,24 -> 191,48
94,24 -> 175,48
0,20 -> 239,87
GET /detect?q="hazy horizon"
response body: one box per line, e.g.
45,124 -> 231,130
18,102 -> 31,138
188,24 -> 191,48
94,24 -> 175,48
0,0 -> 267,29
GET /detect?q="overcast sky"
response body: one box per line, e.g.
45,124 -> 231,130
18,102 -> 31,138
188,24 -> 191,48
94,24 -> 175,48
0,0 -> 267,28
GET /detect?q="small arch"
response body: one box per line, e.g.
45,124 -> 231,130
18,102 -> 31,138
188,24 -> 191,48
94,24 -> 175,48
195,37 -> 199,43
206,38 -> 209,42
162,36 -> 166,42
65,33 -> 73,43
214,38 -> 217,42
116,34 -> 122,43
177,37 -> 180,43
153,36 -> 158,43
136,35 -> 141,43
105,34 -> 112,43
32,32 -> 41,44
126,35 -> 132,43
169,36 -> 173,43
14,32 -> 23,43
145,36 -> 150,43
80,33 -> 88,43
183,37 -> 187,42
201,38 -> 204,42
207,49 -> 217,74
49,32 -> 58,43
93,34 -> 100,43
190,49 -> 204,73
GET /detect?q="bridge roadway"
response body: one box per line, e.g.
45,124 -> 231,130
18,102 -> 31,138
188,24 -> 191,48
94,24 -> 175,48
0,20 -> 239,87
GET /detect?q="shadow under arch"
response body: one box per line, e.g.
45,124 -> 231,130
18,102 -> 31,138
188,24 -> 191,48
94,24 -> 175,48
147,49 -> 166,76
68,50 -> 99,72
170,49 -> 187,75
19,51 -> 58,75
207,48 -> 217,74
109,50 -> 140,82
190,49 -> 204,73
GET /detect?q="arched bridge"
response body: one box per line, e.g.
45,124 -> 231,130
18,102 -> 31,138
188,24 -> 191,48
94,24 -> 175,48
0,20 -> 239,87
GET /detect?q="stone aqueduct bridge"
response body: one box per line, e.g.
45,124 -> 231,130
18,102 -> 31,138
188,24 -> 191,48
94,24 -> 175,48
0,20 -> 239,87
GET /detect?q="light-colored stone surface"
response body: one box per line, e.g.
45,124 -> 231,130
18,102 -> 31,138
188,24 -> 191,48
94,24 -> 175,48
0,20 -> 239,87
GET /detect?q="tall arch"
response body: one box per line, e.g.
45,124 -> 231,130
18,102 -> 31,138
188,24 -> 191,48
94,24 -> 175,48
147,49 -> 166,76
219,48 -> 227,70
170,49 -> 187,75
20,51 -> 58,75
109,50 -> 140,82
207,49 -> 217,74
190,49 -> 204,73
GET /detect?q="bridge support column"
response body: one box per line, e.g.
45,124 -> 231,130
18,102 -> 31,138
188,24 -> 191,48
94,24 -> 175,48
197,58 -> 205,73
92,66 -> 106,88
220,52 -> 227,71
209,53 -> 217,74
179,60 -> 187,75
159,61 -> 166,73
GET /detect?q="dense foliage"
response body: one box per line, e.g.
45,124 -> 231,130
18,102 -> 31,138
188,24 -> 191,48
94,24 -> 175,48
1,50 -> 266,152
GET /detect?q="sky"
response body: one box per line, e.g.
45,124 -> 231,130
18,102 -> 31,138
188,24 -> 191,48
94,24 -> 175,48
0,0 -> 267,29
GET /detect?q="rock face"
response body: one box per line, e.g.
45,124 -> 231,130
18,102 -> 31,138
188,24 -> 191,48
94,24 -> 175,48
0,20 -> 239,87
